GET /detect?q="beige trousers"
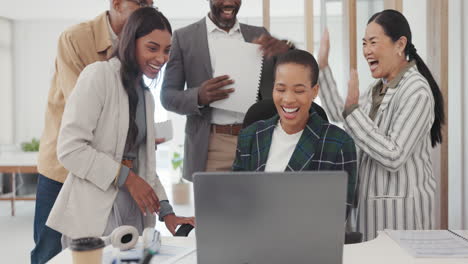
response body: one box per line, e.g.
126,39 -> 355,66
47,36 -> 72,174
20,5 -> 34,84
205,132 -> 238,172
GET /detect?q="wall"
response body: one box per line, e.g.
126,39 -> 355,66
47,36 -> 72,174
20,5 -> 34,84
448,0 -> 468,229
12,19 -> 79,143
0,18 -> 13,144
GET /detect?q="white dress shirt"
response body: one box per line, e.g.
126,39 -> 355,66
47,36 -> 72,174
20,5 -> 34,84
106,13 -> 118,49
265,121 -> 304,172
205,15 -> 246,125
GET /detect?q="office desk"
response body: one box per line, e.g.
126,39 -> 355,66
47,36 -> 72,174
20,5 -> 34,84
0,151 -> 38,216
50,231 -> 468,263
49,237 -> 196,264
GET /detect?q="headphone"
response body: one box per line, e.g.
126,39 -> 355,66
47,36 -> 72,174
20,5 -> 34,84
104,225 -> 161,252
104,225 -> 139,251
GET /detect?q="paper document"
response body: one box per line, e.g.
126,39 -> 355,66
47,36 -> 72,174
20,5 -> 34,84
154,120 -> 173,141
385,229 -> 468,258
210,38 -> 264,113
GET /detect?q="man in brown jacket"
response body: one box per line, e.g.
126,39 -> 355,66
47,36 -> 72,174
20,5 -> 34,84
32,1 -> 153,263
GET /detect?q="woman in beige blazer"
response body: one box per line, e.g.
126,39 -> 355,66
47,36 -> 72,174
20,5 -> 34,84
317,10 -> 445,240
46,7 -> 194,240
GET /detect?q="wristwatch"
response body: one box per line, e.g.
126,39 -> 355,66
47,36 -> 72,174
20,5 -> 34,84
283,39 -> 296,50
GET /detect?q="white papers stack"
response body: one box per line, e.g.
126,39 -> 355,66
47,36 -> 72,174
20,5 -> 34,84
210,38 -> 264,113
385,229 -> 468,258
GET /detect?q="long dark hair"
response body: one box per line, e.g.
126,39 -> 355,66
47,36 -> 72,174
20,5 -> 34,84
368,9 -> 444,147
114,7 -> 172,149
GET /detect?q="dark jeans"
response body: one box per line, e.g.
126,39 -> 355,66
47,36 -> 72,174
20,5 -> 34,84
31,174 -> 63,264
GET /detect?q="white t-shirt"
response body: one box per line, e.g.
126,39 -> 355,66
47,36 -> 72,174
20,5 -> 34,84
264,121 -> 304,172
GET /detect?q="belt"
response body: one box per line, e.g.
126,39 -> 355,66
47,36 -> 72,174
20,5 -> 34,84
211,124 -> 243,136
121,159 -> 134,169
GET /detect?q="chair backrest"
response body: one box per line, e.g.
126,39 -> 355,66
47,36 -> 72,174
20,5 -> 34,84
243,99 -> 328,128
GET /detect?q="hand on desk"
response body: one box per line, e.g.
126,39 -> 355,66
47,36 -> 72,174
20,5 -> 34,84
164,214 -> 196,235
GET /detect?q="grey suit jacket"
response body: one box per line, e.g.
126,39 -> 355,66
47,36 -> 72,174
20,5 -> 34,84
161,18 -> 276,181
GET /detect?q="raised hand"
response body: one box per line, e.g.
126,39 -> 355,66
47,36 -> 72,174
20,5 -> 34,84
318,28 -> 330,69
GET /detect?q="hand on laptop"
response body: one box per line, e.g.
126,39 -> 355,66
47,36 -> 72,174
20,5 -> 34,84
163,214 -> 195,235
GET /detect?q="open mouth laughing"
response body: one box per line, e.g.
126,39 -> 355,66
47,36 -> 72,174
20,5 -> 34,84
281,106 -> 300,119
367,58 -> 379,72
147,63 -> 162,76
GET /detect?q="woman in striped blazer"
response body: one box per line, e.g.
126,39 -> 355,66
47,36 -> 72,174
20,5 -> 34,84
317,10 -> 445,240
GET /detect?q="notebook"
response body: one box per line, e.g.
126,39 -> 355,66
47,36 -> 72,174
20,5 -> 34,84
385,229 -> 468,258
210,39 -> 264,114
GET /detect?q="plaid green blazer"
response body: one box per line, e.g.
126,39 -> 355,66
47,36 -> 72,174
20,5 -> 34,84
233,110 -> 358,211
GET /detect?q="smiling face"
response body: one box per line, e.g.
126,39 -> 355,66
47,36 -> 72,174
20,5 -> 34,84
209,0 -> 241,31
362,22 -> 407,81
135,29 -> 172,79
273,63 -> 319,134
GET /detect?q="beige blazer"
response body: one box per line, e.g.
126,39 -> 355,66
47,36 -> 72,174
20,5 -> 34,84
38,12 -> 113,183
46,58 -> 168,239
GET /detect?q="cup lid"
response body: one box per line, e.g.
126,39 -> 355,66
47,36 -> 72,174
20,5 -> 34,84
70,237 -> 105,252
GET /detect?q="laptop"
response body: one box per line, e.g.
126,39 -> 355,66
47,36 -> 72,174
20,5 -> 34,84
193,171 -> 348,264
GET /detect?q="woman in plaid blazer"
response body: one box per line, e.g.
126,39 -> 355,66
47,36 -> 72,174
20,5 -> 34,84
317,10 -> 445,240
233,50 -> 358,220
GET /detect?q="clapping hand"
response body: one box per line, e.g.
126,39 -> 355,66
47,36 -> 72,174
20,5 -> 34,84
318,28 -> 330,69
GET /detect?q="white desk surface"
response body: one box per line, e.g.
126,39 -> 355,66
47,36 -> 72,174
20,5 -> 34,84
0,151 -> 37,167
50,231 -> 468,264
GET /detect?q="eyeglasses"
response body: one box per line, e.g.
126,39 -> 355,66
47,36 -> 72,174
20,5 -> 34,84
126,0 -> 156,8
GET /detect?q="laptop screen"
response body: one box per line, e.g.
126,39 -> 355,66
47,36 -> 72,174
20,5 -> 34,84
193,171 -> 347,264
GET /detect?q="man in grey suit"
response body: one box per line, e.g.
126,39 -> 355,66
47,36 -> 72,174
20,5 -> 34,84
161,0 -> 292,181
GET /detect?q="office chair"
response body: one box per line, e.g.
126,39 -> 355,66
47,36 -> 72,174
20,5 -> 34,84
242,99 -> 329,129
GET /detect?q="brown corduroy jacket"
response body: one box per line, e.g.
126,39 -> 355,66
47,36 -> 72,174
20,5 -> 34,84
38,12 -> 113,183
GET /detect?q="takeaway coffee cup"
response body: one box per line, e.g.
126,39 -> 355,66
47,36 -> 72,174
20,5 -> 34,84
70,237 -> 105,264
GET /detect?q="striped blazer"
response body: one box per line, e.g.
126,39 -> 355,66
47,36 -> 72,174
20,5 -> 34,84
232,112 -> 358,216
319,65 -> 436,241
